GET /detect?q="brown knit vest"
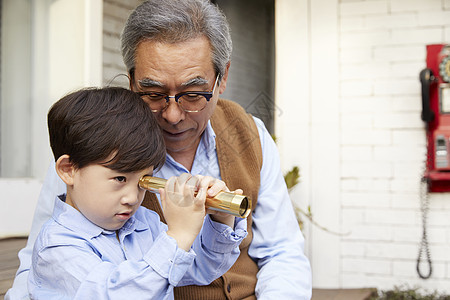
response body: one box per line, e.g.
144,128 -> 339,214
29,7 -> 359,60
141,99 -> 263,299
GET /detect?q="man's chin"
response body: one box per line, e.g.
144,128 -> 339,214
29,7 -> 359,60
165,140 -> 199,157
166,144 -> 190,154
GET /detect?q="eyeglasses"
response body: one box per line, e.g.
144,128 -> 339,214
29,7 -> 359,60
136,75 -> 219,113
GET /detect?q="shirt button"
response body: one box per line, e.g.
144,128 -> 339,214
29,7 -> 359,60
227,284 -> 231,293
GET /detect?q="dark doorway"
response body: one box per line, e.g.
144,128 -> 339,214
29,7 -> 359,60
215,0 -> 275,133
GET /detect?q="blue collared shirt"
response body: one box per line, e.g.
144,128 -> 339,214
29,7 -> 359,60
28,196 -> 247,300
7,117 -> 312,300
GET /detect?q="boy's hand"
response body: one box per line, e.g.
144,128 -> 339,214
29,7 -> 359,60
160,173 -> 206,251
197,176 -> 237,229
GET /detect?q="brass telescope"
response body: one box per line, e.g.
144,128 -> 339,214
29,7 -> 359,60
138,176 -> 251,218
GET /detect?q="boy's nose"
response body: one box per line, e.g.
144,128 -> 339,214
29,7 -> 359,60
121,187 -> 142,206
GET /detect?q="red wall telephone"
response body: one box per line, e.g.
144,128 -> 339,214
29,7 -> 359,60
420,44 -> 450,192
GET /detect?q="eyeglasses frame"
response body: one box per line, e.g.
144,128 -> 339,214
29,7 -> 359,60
136,74 -> 220,113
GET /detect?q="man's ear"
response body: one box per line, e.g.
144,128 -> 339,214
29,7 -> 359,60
218,62 -> 230,95
55,155 -> 75,186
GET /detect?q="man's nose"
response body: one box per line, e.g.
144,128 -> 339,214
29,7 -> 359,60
161,98 -> 185,125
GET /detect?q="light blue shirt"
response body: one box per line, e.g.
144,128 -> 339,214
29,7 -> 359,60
7,117 -> 312,300
28,196 -> 246,300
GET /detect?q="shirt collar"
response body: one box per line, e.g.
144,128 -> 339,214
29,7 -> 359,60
202,120 -> 217,155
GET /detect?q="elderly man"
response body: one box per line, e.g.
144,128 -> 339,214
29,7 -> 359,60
6,1 -> 311,299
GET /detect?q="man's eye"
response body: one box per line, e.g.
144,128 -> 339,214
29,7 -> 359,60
141,93 -> 165,101
115,176 -> 126,183
182,93 -> 202,102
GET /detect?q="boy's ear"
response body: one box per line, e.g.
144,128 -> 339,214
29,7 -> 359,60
55,155 -> 75,185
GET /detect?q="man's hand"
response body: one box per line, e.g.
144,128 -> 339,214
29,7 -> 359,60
196,175 -> 238,229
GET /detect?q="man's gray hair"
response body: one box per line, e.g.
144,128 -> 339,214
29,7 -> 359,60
121,0 -> 232,80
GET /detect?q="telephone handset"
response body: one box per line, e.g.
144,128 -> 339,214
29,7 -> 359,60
417,44 -> 450,280
420,68 -> 435,123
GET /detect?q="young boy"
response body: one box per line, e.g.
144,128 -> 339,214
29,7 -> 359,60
27,87 -> 247,299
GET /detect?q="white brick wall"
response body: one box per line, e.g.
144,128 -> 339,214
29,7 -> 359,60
339,0 -> 450,293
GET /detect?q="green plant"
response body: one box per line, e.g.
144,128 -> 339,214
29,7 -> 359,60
284,166 -> 300,192
369,286 -> 450,300
283,166 -> 307,230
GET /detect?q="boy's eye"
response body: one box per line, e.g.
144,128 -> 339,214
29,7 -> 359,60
115,176 -> 126,183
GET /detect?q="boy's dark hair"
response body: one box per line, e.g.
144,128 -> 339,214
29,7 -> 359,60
48,87 -> 166,172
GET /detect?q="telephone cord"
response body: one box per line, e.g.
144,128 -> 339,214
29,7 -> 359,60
416,176 -> 432,279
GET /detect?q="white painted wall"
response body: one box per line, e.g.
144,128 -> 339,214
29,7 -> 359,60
275,0 -> 341,288
1,0 -> 32,178
0,0 -> 103,238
